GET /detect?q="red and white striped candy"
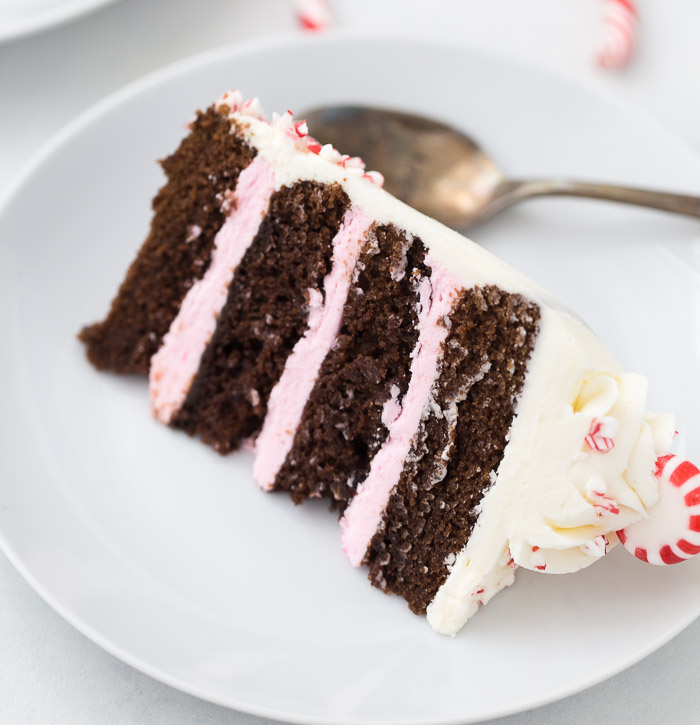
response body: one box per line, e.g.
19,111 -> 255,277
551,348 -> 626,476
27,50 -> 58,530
585,478 -> 620,516
295,0 -> 332,32
581,535 -> 610,558
362,170 -> 385,188
617,454 -> 700,565
598,0 -> 638,69
585,416 -> 618,454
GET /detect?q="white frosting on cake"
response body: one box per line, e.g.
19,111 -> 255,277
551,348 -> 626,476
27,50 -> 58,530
232,113 -> 550,300
215,98 -> 673,635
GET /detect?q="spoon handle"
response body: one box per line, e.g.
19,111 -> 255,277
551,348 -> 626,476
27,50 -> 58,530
491,178 -> 700,220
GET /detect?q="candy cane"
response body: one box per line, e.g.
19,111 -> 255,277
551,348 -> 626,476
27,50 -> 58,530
295,0 -> 332,32
617,454 -> 700,565
598,0 -> 638,69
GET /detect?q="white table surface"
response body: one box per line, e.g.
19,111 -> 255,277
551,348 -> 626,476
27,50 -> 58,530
1,1 -> 699,723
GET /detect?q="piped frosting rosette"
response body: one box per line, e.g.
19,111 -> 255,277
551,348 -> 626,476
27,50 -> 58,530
508,372 -> 675,574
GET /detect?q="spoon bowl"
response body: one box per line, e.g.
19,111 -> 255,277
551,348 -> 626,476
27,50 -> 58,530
304,105 -> 700,230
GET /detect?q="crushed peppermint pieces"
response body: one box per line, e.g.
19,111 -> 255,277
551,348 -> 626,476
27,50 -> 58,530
585,416 -> 618,453
215,90 -> 384,187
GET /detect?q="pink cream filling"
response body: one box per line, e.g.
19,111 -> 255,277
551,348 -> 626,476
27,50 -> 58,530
149,156 -> 275,423
340,259 -> 461,566
252,207 -> 373,490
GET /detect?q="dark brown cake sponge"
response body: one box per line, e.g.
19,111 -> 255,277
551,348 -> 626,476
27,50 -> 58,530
172,181 -> 350,453
79,109 -> 255,374
273,225 -> 429,510
367,286 -> 540,614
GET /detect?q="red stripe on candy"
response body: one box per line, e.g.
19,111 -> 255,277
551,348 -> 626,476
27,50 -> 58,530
684,488 -> 700,507
615,0 -> 637,16
295,0 -> 331,33
598,0 -> 638,70
635,547 -> 648,562
585,418 -> 616,453
585,434 -> 614,453
607,14 -> 634,38
689,516 -> 700,533
670,460 -> 700,487
616,529 -> 627,544
659,545 -> 685,565
299,16 -> 323,31
677,539 -> 700,556
654,454 -> 675,477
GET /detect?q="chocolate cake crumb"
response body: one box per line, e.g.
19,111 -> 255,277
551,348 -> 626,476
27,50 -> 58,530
274,225 -> 429,510
172,181 -> 350,453
367,287 -> 540,613
79,108 -> 255,373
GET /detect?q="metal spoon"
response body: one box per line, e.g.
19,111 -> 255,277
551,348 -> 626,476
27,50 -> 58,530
303,105 -> 700,230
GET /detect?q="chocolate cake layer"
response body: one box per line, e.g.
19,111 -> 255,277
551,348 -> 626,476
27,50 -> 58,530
79,109 -> 255,373
367,286 -> 540,613
273,225 -> 429,509
172,181 -> 350,453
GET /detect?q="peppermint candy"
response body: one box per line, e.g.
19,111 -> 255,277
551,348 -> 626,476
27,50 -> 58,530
598,0 -> 638,69
530,546 -> 546,571
362,170 -> 386,187
585,477 -> 620,516
617,454 -> 700,565
215,90 -> 266,120
581,535 -> 609,558
585,416 -> 618,454
295,0 -> 332,32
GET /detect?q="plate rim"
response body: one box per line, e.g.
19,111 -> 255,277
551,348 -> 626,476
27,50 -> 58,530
0,0 -> 118,44
2,31 -> 700,725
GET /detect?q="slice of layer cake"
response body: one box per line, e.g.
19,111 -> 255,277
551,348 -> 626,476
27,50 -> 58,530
81,91 -> 686,635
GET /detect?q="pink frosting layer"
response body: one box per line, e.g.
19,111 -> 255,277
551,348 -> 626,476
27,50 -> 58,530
149,157 -> 275,423
340,258 -> 461,566
252,207 -> 373,490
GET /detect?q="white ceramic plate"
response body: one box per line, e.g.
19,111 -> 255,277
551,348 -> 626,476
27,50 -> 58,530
0,0 -> 116,43
1,34 -> 700,725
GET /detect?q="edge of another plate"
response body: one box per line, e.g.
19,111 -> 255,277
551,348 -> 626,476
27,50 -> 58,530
0,0 -> 117,44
